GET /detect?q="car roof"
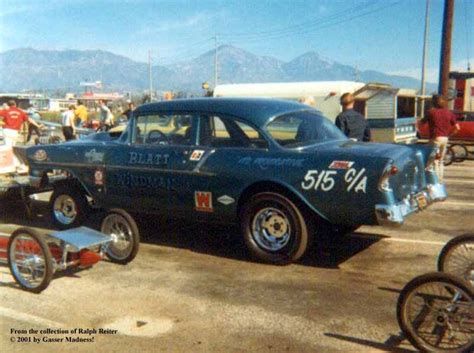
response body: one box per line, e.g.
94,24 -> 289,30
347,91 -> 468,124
134,97 -> 314,128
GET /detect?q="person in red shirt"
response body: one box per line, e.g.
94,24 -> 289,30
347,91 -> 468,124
422,94 -> 460,182
0,99 -> 42,171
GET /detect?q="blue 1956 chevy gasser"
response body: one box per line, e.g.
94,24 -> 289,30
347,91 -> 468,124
24,98 -> 447,264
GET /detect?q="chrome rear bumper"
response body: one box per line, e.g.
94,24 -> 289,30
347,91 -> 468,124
375,183 -> 447,226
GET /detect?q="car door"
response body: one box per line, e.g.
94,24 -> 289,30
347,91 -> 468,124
105,112 -> 206,216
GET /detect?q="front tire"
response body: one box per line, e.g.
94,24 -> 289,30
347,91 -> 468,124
397,272 -> 474,353
241,192 -> 312,265
50,186 -> 88,229
101,209 -> 140,264
8,228 -> 53,293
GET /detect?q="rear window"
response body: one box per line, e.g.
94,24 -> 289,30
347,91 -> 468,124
266,111 -> 346,148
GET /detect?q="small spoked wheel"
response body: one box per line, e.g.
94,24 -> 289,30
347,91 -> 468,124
7,228 -> 53,293
438,234 -> 474,287
101,209 -> 140,264
241,192 -> 312,265
397,272 -> 474,353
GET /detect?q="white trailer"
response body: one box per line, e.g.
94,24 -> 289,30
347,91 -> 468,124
214,81 -> 365,121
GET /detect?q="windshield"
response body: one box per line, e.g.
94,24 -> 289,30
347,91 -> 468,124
266,111 -> 347,148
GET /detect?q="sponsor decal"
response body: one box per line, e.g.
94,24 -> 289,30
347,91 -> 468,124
217,195 -> 235,205
238,157 -> 304,170
329,161 -> 354,170
190,150 -> 205,161
94,169 -> 104,186
33,149 -> 47,161
85,148 -> 105,163
128,152 -> 169,166
195,191 -> 213,212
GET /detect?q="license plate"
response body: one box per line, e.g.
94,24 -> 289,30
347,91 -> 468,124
416,193 -> 428,209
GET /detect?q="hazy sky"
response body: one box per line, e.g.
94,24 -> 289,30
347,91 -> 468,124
1,0 -> 472,82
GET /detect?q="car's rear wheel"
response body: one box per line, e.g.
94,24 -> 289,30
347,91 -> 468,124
241,192 -> 312,265
50,186 -> 88,229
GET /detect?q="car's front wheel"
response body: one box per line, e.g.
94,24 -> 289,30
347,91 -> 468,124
241,192 -> 312,265
50,186 -> 88,229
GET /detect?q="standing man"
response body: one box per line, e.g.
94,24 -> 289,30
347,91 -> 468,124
335,93 -> 371,142
121,101 -> 136,121
0,100 -> 43,168
98,99 -> 114,131
422,94 -> 460,182
74,100 -> 88,127
61,105 -> 77,141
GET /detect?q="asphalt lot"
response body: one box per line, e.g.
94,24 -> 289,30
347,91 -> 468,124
1,160 -> 473,353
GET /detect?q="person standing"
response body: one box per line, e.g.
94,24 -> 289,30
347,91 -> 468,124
121,101 -> 136,121
98,99 -> 114,131
335,93 -> 371,142
0,99 -> 43,169
422,94 -> 460,182
61,105 -> 76,141
74,100 -> 88,127
0,100 -> 43,145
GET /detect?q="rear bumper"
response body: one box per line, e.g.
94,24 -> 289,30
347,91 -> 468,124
375,183 -> 447,226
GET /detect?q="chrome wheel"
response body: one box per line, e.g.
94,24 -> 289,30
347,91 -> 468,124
398,274 -> 474,352
251,207 -> 291,252
102,213 -> 134,261
53,195 -> 77,225
440,237 -> 474,287
8,229 -> 53,293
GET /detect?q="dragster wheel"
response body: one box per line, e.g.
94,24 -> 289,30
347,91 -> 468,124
101,209 -> 140,264
438,234 -> 474,287
451,144 -> 468,163
443,147 -> 454,166
7,228 -> 54,293
50,186 -> 88,230
397,272 -> 474,353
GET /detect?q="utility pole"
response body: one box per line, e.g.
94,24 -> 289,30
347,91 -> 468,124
420,0 -> 431,118
148,50 -> 153,102
214,35 -> 218,89
438,0 -> 455,96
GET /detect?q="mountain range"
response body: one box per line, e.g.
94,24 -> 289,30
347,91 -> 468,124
0,45 -> 434,94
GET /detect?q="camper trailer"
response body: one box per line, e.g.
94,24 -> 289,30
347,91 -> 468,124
214,81 -> 417,144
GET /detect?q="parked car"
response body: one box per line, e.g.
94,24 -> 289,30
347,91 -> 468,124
24,98 -> 446,264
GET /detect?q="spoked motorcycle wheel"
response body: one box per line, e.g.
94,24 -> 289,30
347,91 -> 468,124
397,272 -> 474,353
7,228 -> 54,293
438,234 -> 474,287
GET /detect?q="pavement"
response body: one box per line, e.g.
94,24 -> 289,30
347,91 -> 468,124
0,160 -> 473,353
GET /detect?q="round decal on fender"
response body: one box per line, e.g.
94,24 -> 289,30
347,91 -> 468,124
33,149 -> 47,161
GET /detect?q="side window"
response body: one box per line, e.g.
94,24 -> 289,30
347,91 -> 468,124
199,115 -> 267,149
133,114 -> 193,145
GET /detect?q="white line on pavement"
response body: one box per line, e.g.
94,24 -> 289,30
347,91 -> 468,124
443,200 -> 474,207
445,179 -> 474,184
383,238 -> 445,245
0,307 -> 63,327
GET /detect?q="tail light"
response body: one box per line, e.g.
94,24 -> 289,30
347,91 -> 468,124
379,162 -> 398,192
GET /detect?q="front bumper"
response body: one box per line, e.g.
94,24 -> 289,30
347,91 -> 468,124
375,183 -> 447,226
